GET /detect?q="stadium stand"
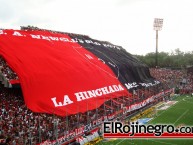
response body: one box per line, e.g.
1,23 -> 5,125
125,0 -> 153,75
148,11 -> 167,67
1,62 -> 192,144
0,27 -> 193,145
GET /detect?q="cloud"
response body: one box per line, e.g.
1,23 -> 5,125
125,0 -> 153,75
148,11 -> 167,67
1,0 -> 193,55
0,0 -> 16,20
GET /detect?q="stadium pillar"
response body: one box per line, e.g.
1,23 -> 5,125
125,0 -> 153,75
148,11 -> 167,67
155,30 -> 158,67
38,115 -> 42,143
153,18 -> 163,67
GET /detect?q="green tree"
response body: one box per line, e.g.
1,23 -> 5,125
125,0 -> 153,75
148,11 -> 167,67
135,48 -> 193,68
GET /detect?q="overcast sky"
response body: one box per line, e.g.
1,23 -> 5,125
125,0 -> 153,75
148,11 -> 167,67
1,0 -> 193,55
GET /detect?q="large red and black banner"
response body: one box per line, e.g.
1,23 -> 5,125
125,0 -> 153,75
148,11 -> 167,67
0,29 -> 156,116
68,34 -> 158,89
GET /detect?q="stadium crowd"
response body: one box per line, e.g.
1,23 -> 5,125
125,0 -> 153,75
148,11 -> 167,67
0,63 -> 193,144
0,57 -> 18,81
150,68 -> 193,94
0,85 -> 160,144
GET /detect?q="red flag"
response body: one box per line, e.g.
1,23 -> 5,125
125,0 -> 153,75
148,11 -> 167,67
0,29 -> 131,116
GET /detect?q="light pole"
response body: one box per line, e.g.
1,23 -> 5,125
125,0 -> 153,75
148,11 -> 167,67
153,18 -> 163,67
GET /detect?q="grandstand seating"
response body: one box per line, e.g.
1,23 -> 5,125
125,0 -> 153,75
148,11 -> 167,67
0,58 -> 193,144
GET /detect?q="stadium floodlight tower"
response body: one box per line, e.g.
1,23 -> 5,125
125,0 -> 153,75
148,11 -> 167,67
153,18 -> 163,67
